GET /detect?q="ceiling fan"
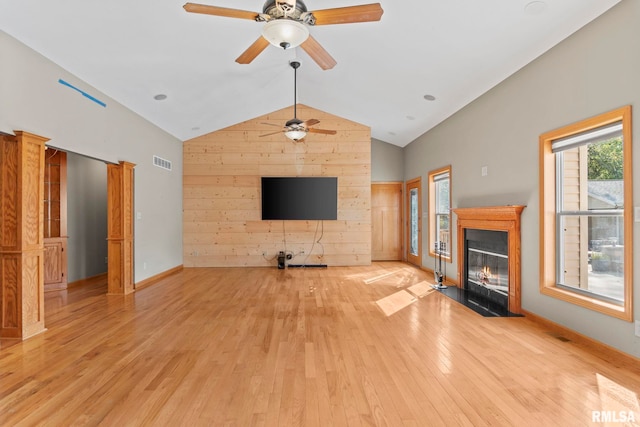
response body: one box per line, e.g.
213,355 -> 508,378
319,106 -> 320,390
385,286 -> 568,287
183,0 -> 384,70
259,60 -> 336,142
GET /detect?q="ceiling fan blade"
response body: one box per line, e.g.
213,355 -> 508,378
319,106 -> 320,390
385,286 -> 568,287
308,128 -> 337,135
183,3 -> 260,20
259,130 -> 285,137
303,119 -> 320,127
236,37 -> 270,64
311,3 -> 383,25
300,36 -> 337,70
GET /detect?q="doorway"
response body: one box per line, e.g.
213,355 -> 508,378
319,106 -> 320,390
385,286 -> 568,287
406,177 -> 422,266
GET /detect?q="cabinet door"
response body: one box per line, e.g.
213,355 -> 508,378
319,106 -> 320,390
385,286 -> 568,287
44,238 -> 67,290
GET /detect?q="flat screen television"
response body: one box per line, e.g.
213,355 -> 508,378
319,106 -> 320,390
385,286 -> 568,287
261,177 -> 338,220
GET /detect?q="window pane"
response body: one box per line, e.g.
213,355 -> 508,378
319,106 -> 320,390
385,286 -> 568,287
556,125 -> 625,304
436,213 -> 450,255
558,214 -> 624,302
436,179 -> 450,213
410,188 -> 419,256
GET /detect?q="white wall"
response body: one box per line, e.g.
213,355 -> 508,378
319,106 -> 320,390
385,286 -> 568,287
0,31 -> 183,282
371,138 -> 404,182
404,0 -> 640,357
66,152 -> 108,282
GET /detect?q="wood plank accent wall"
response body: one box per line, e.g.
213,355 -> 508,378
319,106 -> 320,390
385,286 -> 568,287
0,131 -> 48,339
183,104 -> 371,267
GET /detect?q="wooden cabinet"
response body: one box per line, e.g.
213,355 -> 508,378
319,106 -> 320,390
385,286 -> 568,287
44,149 -> 68,291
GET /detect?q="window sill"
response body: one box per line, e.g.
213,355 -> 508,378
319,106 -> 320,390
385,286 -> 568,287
540,283 -> 632,322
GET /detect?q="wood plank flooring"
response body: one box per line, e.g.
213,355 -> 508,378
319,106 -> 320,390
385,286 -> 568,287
1,262 -> 639,426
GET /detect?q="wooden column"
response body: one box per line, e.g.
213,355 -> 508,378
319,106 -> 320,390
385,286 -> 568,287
107,161 -> 135,295
0,131 -> 48,339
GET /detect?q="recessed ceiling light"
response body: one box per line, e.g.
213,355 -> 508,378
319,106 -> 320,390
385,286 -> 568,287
525,1 -> 547,16
153,94 -> 167,101
423,94 -> 436,101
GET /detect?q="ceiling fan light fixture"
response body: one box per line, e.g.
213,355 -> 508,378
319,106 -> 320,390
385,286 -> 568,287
262,19 -> 309,49
284,129 -> 307,141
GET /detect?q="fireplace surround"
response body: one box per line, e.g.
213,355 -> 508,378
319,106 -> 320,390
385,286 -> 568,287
452,205 -> 525,314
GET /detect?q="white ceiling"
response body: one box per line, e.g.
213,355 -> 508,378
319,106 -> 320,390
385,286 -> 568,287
0,0 -> 620,147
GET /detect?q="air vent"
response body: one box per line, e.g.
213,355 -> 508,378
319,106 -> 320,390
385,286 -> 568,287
153,155 -> 172,171
546,332 -> 571,342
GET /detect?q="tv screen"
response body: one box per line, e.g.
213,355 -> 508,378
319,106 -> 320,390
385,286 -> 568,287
261,177 -> 338,220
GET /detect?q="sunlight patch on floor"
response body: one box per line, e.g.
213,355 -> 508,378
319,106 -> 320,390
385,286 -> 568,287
375,290 -> 417,316
595,373 -> 639,424
407,281 -> 434,298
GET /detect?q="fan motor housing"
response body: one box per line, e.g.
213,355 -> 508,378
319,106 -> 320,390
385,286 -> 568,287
262,0 -> 309,21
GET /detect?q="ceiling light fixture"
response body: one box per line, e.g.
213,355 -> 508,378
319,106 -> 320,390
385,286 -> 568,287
284,60 -> 307,142
524,1 -> 547,16
258,60 -> 336,141
154,94 -> 167,101
262,19 -> 309,50
284,127 -> 307,141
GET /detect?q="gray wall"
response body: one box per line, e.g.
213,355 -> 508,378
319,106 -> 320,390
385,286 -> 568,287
371,138 -> 404,182
404,0 -> 640,357
66,152 -> 108,283
1,31 -> 183,283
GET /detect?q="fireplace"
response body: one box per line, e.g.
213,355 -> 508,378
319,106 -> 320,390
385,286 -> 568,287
452,206 -> 525,315
465,229 -> 509,309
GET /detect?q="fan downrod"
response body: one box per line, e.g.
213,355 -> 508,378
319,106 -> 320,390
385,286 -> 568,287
290,60 -> 301,119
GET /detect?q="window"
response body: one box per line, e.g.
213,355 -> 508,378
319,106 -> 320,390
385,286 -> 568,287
428,166 -> 451,259
539,106 -> 633,321
406,177 -> 422,266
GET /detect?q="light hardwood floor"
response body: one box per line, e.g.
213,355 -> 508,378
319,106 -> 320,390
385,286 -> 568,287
1,263 -> 639,426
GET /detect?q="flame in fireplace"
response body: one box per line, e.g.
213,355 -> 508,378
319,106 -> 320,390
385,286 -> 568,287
477,266 -> 492,283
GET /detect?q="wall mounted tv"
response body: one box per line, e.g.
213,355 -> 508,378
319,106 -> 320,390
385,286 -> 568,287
261,177 -> 338,220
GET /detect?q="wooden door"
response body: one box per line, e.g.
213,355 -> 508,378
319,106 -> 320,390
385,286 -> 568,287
406,177 -> 422,266
371,183 -> 402,260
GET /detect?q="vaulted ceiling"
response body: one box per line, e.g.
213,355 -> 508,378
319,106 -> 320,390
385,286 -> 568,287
0,0 -> 620,147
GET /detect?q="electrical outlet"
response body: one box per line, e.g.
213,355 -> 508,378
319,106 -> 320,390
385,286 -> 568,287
193,250 -> 199,257
635,320 -> 640,337
481,166 -> 488,176
143,262 -> 147,270
104,257 -> 108,264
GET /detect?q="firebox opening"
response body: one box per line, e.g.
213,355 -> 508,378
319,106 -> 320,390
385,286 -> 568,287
464,229 -> 512,315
